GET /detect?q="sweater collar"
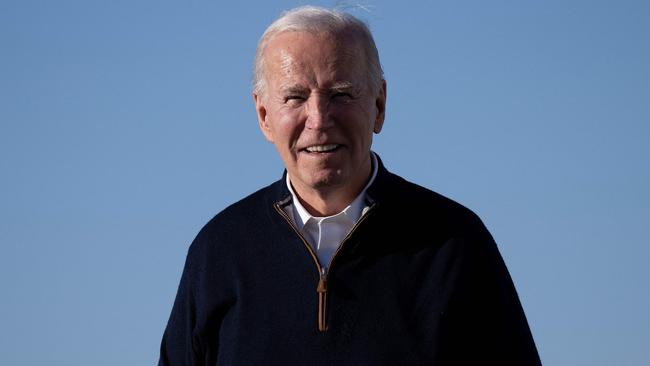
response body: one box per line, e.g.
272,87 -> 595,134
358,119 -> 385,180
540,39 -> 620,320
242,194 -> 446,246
284,152 -> 379,229
271,152 -> 395,209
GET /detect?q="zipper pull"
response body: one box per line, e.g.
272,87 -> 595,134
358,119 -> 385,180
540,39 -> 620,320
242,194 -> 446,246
317,267 -> 328,331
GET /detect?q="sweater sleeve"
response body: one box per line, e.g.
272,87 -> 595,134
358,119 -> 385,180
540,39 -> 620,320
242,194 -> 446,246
158,247 -> 203,366
438,216 -> 542,365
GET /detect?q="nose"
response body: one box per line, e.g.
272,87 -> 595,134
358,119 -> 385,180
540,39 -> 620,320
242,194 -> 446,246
304,94 -> 333,130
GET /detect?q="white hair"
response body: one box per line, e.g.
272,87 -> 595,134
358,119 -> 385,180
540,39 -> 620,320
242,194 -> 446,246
252,5 -> 384,97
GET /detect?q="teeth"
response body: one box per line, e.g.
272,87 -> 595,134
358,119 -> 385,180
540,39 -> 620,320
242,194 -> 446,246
305,144 -> 339,153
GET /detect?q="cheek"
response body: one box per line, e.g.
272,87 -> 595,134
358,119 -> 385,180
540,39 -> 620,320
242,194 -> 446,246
339,98 -> 375,118
270,109 -> 304,146
340,108 -> 376,135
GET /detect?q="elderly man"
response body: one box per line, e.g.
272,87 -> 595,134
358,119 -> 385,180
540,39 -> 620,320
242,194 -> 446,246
159,6 -> 541,365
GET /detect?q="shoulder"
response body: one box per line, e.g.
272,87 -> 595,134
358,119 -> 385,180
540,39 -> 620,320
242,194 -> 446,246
186,178 -> 285,258
373,169 -> 486,234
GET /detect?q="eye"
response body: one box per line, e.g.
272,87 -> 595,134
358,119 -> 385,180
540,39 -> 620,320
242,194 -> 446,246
284,95 -> 305,104
331,92 -> 353,102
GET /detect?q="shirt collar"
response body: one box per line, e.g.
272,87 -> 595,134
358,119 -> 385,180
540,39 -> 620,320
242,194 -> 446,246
286,152 -> 379,230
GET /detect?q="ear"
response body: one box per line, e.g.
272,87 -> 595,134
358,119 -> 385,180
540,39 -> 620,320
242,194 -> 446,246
373,79 -> 387,134
254,92 -> 274,142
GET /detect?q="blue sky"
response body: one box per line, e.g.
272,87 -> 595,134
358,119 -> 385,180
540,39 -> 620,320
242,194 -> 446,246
1,1 -> 649,364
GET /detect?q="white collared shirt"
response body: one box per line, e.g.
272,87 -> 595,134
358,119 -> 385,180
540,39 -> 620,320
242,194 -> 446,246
284,152 -> 378,269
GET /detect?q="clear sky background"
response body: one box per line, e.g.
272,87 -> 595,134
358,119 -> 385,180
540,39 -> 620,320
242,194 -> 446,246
1,0 -> 649,365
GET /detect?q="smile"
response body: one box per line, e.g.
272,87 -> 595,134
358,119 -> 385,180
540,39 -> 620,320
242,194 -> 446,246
303,144 -> 341,153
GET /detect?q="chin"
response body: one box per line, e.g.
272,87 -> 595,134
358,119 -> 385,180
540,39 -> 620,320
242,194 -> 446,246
308,170 -> 347,189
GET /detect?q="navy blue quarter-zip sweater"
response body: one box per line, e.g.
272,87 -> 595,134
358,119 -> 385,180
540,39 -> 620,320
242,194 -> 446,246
159,157 -> 541,365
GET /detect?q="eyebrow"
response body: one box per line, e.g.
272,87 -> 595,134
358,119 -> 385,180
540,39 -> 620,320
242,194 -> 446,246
280,81 -> 362,96
329,81 -> 355,91
279,85 -> 309,95
280,82 -> 358,95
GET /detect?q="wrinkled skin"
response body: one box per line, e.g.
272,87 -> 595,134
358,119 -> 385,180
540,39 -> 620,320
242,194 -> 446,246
254,31 -> 386,215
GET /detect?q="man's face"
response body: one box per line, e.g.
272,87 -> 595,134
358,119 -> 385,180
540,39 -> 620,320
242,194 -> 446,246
254,31 -> 386,200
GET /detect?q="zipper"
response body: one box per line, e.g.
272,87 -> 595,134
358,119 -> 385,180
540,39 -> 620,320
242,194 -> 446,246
273,201 -> 376,332
317,267 -> 327,331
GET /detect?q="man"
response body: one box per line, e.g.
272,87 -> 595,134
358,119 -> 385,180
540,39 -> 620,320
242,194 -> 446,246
159,6 -> 541,365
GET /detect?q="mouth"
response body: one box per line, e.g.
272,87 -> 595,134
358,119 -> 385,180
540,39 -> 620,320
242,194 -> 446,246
302,144 -> 342,153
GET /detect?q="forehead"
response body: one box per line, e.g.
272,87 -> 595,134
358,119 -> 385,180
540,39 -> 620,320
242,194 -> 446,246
263,31 -> 366,88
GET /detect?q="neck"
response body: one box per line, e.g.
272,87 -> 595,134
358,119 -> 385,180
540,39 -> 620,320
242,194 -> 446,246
293,188 -> 356,217
290,156 -> 373,217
